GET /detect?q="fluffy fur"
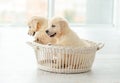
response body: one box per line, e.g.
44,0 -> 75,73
46,17 -> 90,68
46,17 -> 90,47
27,16 -> 56,44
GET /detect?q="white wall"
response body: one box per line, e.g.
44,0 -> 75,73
114,0 -> 120,28
86,0 -> 114,25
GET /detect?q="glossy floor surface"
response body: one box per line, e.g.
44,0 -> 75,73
0,27 -> 120,83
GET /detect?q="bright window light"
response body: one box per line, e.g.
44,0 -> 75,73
54,0 -> 86,24
0,0 -> 114,26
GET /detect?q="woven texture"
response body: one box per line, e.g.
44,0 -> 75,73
27,40 -> 104,73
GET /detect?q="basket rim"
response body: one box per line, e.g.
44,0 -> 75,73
27,40 -> 104,51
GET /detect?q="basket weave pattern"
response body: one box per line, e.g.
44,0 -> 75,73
28,40 -> 104,73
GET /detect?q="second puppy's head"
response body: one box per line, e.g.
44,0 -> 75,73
46,17 -> 69,38
28,16 -> 48,36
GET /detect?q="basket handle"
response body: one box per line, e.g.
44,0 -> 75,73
26,41 -> 39,49
26,42 -> 34,47
97,43 -> 104,51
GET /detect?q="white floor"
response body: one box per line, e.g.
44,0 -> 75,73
0,27 -> 120,83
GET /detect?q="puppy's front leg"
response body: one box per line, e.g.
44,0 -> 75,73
47,43 -> 52,46
34,38 -> 43,44
34,38 -> 39,42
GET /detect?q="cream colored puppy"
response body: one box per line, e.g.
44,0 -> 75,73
46,17 -> 90,69
46,17 -> 90,47
28,16 -> 56,44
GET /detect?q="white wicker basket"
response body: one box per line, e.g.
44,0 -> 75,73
27,40 -> 104,73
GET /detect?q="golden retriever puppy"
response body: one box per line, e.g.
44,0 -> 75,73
28,16 -> 56,44
46,17 -> 90,47
45,17 -> 90,69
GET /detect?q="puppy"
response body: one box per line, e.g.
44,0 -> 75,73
28,16 -> 56,44
45,17 -> 90,69
46,17 -> 90,47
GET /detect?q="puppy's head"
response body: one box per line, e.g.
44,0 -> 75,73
28,16 -> 48,36
46,17 -> 69,38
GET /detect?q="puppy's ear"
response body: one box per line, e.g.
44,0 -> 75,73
59,20 -> 68,28
33,19 -> 41,31
36,22 -> 41,31
35,18 -> 47,31
59,20 -> 69,36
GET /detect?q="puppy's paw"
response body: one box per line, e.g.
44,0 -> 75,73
34,38 -> 44,44
47,43 -> 52,46
34,38 -> 39,42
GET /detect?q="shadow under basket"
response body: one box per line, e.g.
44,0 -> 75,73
27,40 -> 104,74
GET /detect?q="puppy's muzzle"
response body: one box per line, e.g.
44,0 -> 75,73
45,30 -> 56,37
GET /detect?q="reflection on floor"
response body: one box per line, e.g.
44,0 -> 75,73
0,27 -> 120,83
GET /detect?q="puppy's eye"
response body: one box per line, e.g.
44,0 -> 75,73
52,25 -> 56,28
29,26 -> 31,28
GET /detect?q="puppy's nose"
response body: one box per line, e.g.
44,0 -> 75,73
46,30 -> 49,33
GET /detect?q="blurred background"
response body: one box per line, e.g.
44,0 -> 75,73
0,0 -> 119,27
